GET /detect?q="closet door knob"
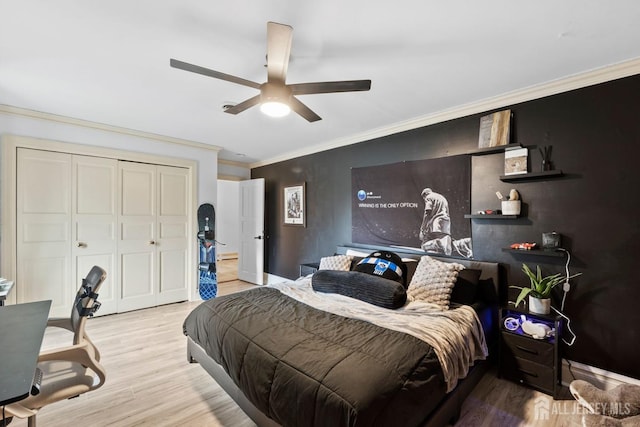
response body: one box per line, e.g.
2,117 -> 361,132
76,242 -> 87,248
149,240 -> 156,245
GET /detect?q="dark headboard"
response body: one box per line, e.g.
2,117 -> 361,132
335,244 -> 500,295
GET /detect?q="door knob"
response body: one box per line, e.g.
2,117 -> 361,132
149,240 -> 156,245
254,235 -> 263,240
76,242 -> 87,248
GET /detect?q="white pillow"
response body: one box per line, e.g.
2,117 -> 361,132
318,255 -> 353,271
407,256 -> 464,310
345,249 -> 370,258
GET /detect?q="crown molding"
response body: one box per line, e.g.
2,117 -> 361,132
251,57 -> 640,168
218,158 -> 251,168
217,174 -> 244,181
0,104 -> 221,152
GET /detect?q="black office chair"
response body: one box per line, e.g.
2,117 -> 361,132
2,266 -> 107,427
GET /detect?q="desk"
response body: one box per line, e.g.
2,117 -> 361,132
0,300 -> 51,406
0,280 -> 14,306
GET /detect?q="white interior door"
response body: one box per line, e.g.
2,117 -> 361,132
118,161 -> 157,312
16,148 -> 73,317
238,178 -> 265,285
156,165 -> 189,305
72,155 -> 118,315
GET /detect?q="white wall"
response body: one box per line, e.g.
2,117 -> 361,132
216,180 -> 240,257
218,161 -> 251,180
0,108 -> 219,204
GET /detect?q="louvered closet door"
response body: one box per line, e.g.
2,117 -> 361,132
16,149 -> 73,317
72,155 -> 118,315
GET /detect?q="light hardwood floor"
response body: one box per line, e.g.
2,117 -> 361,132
6,272 -> 585,427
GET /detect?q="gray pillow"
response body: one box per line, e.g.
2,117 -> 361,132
312,270 -> 407,309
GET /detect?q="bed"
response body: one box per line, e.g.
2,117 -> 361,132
183,245 -> 500,427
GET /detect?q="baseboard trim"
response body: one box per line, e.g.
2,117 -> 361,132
562,359 -> 640,390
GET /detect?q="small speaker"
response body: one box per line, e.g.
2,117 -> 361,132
542,232 -> 561,249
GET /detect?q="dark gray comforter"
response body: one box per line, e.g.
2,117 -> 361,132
183,287 -> 447,427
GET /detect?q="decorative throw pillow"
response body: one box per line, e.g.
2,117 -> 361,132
318,255 -> 353,271
407,256 -> 464,310
345,249 -> 371,258
312,270 -> 407,309
353,251 -> 407,286
450,268 -> 482,305
402,258 -> 419,288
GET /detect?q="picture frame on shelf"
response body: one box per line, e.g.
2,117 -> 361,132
283,183 -> 306,227
504,147 -> 528,175
478,109 -> 512,148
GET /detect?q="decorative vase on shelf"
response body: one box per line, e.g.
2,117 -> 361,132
540,146 -> 553,171
528,295 -> 551,315
501,200 -> 521,215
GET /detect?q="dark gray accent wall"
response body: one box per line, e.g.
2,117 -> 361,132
252,74 -> 640,380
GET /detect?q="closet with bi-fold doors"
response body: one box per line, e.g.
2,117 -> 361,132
14,146 -> 192,318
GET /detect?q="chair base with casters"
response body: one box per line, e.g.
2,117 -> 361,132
1,266 -> 107,427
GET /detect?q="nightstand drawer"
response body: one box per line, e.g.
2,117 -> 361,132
502,356 -> 555,393
502,332 -> 554,365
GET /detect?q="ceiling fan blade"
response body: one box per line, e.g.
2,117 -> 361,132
224,95 -> 261,115
289,96 -> 321,122
289,80 -> 371,95
266,22 -> 293,84
170,58 -> 261,90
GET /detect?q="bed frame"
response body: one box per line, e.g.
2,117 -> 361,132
187,245 -> 501,427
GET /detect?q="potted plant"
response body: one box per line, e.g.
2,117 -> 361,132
512,263 -> 581,314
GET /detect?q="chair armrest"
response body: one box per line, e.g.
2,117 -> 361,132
38,342 -> 106,389
38,342 -> 89,362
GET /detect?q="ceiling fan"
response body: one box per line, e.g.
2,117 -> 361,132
170,21 -> 371,122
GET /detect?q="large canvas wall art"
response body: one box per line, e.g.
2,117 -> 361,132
352,156 -> 472,258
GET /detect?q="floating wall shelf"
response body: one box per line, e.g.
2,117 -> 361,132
464,214 -> 519,219
501,248 -> 566,258
499,170 -> 564,182
469,143 -> 523,156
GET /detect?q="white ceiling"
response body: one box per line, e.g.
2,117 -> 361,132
2,1 -> 640,165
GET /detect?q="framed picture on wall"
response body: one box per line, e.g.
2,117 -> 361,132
283,183 -> 306,226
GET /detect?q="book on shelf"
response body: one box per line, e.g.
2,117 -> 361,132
478,109 -> 511,148
504,147 -> 528,175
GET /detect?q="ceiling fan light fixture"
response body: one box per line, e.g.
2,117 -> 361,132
259,82 -> 292,118
260,101 -> 291,117
170,22 -> 370,122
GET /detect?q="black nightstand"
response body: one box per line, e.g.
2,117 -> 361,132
499,306 -> 563,399
299,262 -> 319,276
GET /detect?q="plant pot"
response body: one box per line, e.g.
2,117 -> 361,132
501,200 -> 521,216
529,295 -> 551,315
